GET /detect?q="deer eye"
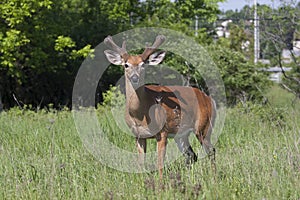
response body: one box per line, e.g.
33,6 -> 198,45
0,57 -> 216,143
139,62 -> 145,68
124,63 -> 129,68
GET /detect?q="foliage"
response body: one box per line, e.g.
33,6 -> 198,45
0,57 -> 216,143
281,57 -> 300,98
217,24 -> 254,60
54,36 -> 94,59
0,0 -> 224,109
0,0 -> 95,108
221,2 -> 300,60
265,2 -> 300,98
207,45 -> 270,105
137,0 -> 222,38
102,85 -> 125,107
258,3 -> 300,60
234,101 -> 288,127
221,1 -> 300,99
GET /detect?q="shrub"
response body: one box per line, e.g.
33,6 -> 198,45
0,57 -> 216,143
208,45 -> 271,105
102,85 -> 125,107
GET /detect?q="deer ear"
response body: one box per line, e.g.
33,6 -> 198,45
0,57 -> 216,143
147,51 -> 166,65
104,50 -> 123,65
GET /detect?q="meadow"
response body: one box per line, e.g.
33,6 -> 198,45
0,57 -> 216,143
0,86 -> 299,199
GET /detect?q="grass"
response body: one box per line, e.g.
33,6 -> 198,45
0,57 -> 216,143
0,85 -> 300,199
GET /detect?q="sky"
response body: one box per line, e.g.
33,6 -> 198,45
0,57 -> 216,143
218,0 -> 282,11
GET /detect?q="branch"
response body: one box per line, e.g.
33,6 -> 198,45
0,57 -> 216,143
13,93 -> 23,109
288,48 -> 299,66
280,83 -> 297,96
278,53 -> 300,85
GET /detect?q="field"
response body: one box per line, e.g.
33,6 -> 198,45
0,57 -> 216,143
1,86 -> 300,199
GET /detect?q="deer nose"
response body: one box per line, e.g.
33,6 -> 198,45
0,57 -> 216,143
131,74 -> 139,83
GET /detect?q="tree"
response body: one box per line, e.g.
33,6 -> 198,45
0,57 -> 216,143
0,0 -> 226,109
258,1 -> 300,98
136,0 -> 222,39
221,2 -> 300,99
0,0 -> 114,108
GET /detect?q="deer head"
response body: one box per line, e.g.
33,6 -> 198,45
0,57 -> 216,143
104,35 -> 166,86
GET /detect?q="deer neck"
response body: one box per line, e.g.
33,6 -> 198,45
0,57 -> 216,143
125,77 -> 145,112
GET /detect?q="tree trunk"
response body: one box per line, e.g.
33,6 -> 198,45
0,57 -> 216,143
0,92 -> 3,112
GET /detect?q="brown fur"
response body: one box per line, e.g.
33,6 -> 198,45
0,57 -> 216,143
104,36 -> 216,179
125,84 -> 216,179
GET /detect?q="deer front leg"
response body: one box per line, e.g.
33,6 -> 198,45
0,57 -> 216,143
136,138 -> 147,168
156,131 -> 168,179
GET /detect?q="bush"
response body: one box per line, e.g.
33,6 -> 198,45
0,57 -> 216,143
208,45 -> 271,105
234,101 -> 288,127
102,85 -> 125,107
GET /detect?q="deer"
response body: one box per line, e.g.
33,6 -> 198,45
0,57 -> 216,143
104,35 -> 216,179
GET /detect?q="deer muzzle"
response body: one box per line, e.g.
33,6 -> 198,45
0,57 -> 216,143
131,74 -> 139,84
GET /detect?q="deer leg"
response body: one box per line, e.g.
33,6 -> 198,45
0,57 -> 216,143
203,138 -> 216,173
156,131 -> 168,179
184,146 -> 197,166
174,134 -> 197,166
196,124 -> 216,173
136,138 -> 147,168
204,122 -> 216,173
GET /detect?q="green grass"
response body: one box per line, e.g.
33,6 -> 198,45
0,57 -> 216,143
1,86 -> 300,199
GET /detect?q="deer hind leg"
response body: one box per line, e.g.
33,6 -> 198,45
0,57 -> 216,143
195,122 -> 216,173
174,132 -> 197,166
156,131 -> 168,179
136,138 -> 147,169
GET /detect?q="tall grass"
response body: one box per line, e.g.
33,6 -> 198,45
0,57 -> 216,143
0,86 -> 299,199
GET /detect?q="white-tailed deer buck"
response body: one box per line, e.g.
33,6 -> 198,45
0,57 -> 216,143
104,35 -> 216,179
